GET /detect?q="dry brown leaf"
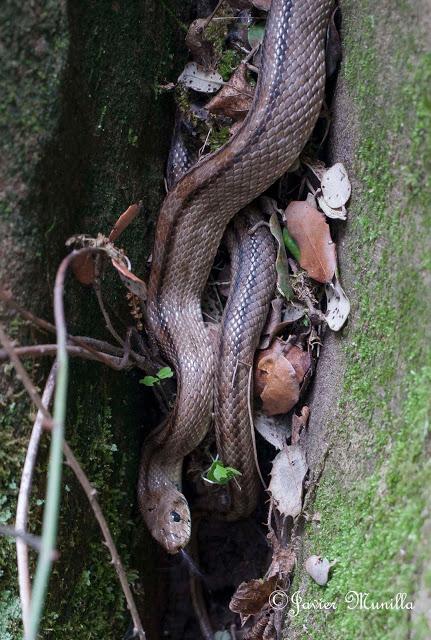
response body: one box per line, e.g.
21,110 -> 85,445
259,297 -> 283,349
266,534 -> 296,579
255,340 -> 299,415
229,576 -> 277,624
112,259 -> 147,300
71,252 -> 96,285
284,201 -> 336,283
291,405 -> 310,445
108,203 -> 141,242
206,62 -> 254,121
286,345 -> 311,381
269,445 -> 308,519
185,18 -> 215,68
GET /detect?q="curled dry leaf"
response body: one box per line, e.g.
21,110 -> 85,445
305,555 -> 335,586
112,260 -> 147,300
255,340 -> 310,416
317,194 -> 347,220
229,576 -> 277,624
108,203 -> 141,242
269,445 -> 308,519
259,297 -> 283,349
185,18 -> 216,68
291,405 -> 310,445
266,532 -> 296,579
320,162 -> 351,208
71,252 -> 96,285
253,409 -> 290,450
325,275 -> 350,331
178,62 -> 224,93
284,201 -> 336,284
207,62 -> 254,121
255,340 -> 298,415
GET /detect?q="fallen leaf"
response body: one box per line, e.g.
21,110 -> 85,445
254,410 -> 290,450
317,194 -> 347,220
112,259 -> 147,300
320,162 -> 351,208
268,445 -> 308,519
325,275 -> 350,331
185,18 -> 216,68
108,203 -> 141,242
291,406 -> 310,445
266,537 -> 296,579
71,252 -> 96,285
207,62 -> 254,121
178,62 -> 224,93
259,297 -> 283,349
269,213 -> 294,300
286,346 -> 311,382
305,556 -> 335,586
284,201 -> 336,283
255,340 -> 299,415
282,302 -> 306,323
229,576 -> 277,624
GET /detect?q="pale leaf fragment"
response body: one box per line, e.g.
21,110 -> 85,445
269,445 -> 308,519
320,162 -> 351,208
254,410 -> 290,450
317,194 -> 347,220
325,275 -> 350,331
305,555 -> 335,586
178,62 -> 224,93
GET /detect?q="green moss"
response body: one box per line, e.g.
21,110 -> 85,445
208,125 -> 231,152
288,2 -> 431,638
218,48 -> 242,81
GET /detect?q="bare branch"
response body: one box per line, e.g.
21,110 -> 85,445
16,364 -> 57,636
0,344 -> 128,368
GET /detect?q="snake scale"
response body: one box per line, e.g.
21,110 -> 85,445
138,0 -> 333,553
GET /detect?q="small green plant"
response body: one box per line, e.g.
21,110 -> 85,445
139,367 -> 174,387
203,458 -> 242,485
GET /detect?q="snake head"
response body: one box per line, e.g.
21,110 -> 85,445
145,492 -> 191,554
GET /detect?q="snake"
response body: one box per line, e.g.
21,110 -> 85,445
138,0 -> 333,554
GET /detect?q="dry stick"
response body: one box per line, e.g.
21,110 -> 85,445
0,313 -> 146,639
16,364 -> 57,637
0,289 -> 145,369
0,344 -> 125,368
0,526 -> 57,556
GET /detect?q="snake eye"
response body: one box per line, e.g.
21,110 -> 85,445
170,511 -> 181,523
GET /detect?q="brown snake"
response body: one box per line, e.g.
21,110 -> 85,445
138,0 -> 333,553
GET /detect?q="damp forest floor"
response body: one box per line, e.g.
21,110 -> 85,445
0,0 -> 430,639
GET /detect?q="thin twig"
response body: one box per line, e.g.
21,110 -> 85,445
0,304 -> 146,639
27,249 -> 77,640
0,344 -> 126,368
0,526 -> 57,557
16,364 -> 57,636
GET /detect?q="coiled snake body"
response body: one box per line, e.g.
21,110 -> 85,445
138,0 -> 333,553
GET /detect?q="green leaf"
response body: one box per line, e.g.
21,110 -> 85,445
282,228 -> 301,261
205,460 -> 242,485
157,366 -> 174,380
139,376 -> 160,387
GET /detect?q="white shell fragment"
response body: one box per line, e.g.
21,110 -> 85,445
269,445 -> 308,519
317,194 -> 347,220
305,556 -> 333,586
178,62 -> 224,93
325,276 -> 350,331
320,162 -> 351,208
